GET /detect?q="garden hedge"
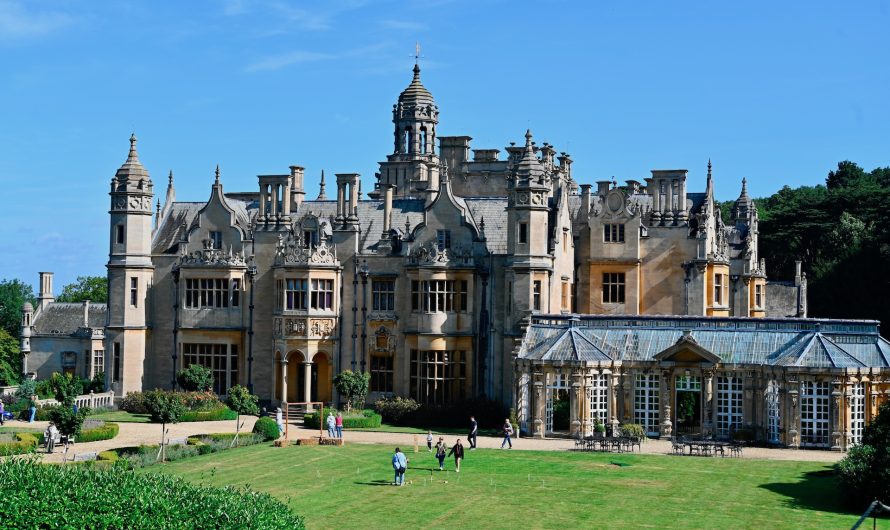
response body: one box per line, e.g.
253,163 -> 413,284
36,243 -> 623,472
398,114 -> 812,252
303,409 -> 382,429
179,407 -> 237,422
0,433 -> 38,456
77,422 -> 120,443
0,458 -> 305,529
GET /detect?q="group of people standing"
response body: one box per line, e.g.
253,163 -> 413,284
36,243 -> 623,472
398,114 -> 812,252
326,411 -> 344,439
392,416 -> 515,485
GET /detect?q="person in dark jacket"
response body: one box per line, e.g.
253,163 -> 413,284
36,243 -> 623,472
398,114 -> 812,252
448,438 -> 465,473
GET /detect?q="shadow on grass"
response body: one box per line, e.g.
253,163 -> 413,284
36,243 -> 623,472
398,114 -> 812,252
354,479 -> 393,486
759,466 -> 862,518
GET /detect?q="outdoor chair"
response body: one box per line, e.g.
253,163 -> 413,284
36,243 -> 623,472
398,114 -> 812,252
713,443 -> 726,457
729,442 -> 743,458
671,437 -> 685,455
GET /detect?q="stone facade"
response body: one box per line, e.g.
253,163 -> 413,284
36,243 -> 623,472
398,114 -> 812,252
24,65 -> 818,427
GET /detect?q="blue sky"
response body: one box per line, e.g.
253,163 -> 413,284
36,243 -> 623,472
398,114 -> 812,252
1,0 -> 888,291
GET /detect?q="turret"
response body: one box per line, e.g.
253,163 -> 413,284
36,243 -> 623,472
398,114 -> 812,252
106,134 -> 154,396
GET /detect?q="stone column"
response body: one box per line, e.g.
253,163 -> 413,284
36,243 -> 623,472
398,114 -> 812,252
532,369 -> 545,438
303,361 -> 313,404
660,368 -> 673,439
279,358 -> 289,403
580,370 -> 591,437
787,379 -> 800,448
831,378 -> 843,451
259,184 -> 267,219
622,370 -> 633,422
703,369 -> 715,437
570,370 -> 582,437
271,184 -> 279,217
609,371 -> 621,436
843,379 -> 853,451
870,379 -> 880,422
743,370 -> 754,428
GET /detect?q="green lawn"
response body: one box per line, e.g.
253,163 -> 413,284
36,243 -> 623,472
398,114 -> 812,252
147,443 -> 883,529
87,411 -> 151,423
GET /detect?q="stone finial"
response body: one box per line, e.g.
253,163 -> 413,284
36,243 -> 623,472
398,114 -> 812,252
128,133 -> 138,161
524,129 -> 533,148
215,164 -> 221,184
168,170 -> 174,185
707,158 -> 712,179
405,216 -> 411,235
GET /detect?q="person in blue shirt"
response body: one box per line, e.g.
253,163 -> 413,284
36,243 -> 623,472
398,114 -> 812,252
392,447 -> 408,486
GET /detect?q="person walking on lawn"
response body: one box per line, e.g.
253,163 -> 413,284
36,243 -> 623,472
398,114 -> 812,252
335,412 -> 344,438
326,412 -> 336,438
392,447 -> 408,486
427,430 -> 433,452
468,416 -> 478,449
435,437 -> 447,470
501,418 -> 513,449
448,438 -> 465,473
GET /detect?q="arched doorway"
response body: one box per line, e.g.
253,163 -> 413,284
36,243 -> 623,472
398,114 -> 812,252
312,352 -> 332,403
286,351 -> 305,403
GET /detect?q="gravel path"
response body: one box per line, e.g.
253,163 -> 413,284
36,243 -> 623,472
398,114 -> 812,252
6,417 -> 843,464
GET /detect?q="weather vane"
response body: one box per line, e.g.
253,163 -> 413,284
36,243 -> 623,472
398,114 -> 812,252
412,41 -> 424,65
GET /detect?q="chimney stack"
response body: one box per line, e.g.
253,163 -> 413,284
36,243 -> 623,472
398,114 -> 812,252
83,300 -> 90,327
290,166 -> 305,209
38,272 -> 54,310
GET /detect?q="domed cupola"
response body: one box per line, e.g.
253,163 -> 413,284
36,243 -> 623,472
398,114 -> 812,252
392,64 -> 439,157
114,134 -> 151,184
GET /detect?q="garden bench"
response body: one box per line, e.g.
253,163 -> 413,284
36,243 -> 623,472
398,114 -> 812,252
73,452 -> 97,462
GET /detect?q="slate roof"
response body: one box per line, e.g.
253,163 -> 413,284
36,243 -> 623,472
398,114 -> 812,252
33,303 -> 107,335
518,315 -> 890,368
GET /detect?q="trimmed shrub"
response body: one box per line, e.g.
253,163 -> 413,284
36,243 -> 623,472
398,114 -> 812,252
97,450 -> 119,462
0,433 -> 38,456
253,416 -> 281,441
119,391 -> 148,414
78,422 -> 119,443
304,409 -> 381,429
180,407 -> 237,422
0,458 -> 306,528
176,364 -> 214,392
838,401 -> 890,508
619,423 -> 647,439
374,396 -> 421,423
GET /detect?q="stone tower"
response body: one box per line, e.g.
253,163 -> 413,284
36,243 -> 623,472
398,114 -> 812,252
106,134 -> 154,395
507,130 -> 553,323
377,64 -> 441,198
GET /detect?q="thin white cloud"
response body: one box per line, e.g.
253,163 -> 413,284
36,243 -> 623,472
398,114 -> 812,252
0,0 -> 74,41
379,19 -> 428,32
243,50 -> 334,72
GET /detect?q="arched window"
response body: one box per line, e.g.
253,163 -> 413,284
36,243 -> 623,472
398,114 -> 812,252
404,128 -> 412,154
420,127 -> 428,154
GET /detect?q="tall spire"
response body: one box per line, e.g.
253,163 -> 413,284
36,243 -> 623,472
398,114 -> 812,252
707,158 -> 712,183
115,133 -> 150,182
127,133 -> 139,163
317,170 -> 328,200
214,164 -> 221,185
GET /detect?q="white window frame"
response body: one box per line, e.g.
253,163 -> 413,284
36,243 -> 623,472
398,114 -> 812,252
545,372 -> 570,433
716,375 -> 743,437
91,349 -> 105,379
714,273 -> 725,306
850,382 -> 865,446
588,373 -> 609,431
800,380 -> 830,447
634,373 -> 660,436
766,380 -> 780,444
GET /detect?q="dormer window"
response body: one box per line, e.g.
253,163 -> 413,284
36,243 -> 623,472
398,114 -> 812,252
436,230 -> 451,251
210,231 -> 223,249
303,230 -> 318,248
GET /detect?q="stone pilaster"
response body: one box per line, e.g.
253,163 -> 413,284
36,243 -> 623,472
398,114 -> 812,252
660,368 -> 673,439
787,378 -> 800,449
703,368 -> 715,437
610,371 -> 621,436
532,369 -> 544,438
831,378 -> 843,451
570,369 -> 582,436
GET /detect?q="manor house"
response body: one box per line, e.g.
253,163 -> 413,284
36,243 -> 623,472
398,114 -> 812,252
21,64 -> 888,450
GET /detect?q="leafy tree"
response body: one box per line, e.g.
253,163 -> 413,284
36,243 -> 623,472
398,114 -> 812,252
0,279 -> 35,338
48,405 -> 88,439
14,378 -> 36,401
56,276 -> 107,303
838,401 -> 890,507
225,385 -> 259,446
333,370 -> 370,413
0,329 -> 21,385
48,372 -> 84,406
143,390 -> 186,461
176,364 -> 214,392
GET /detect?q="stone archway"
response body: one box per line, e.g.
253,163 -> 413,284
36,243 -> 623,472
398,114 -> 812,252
312,352 -> 332,403
286,351 -> 306,403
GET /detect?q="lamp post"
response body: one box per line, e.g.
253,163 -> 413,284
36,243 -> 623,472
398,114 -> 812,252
171,266 -> 180,390
247,264 -> 257,394
359,260 -> 369,373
